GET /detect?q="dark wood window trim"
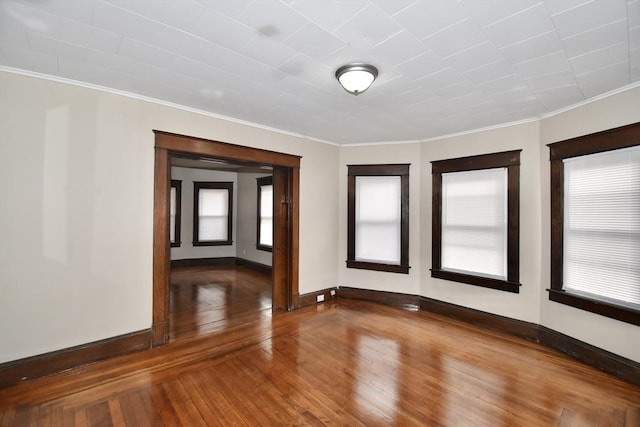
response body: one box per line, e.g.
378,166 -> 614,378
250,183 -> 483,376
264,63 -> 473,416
170,180 -> 182,248
347,164 -> 410,274
547,121 -> 640,326
193,181 -> 233,246
431,150 -> 521,293
256,176 -> 273,252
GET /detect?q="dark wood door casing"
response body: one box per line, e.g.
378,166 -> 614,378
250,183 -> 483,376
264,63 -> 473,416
152,131 -> 301,347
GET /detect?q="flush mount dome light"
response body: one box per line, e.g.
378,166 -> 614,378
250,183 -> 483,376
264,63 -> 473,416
335,63 -> 378,95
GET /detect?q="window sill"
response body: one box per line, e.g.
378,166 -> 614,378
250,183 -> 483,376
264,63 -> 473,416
256,244 -> 273,253
193,240 -> 232,247
347,260 -> 410,274
547,289 -> 640,326
430,269 -> 520,293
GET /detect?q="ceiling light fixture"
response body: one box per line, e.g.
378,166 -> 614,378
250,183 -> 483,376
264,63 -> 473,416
335,63 -> 378,95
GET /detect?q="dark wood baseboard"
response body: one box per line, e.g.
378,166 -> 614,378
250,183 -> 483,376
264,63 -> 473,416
337,287 -> 640,388
537,326 -> 640,387
170,257 -> 236,268
170,257 -> 272,275
419,296 -> 539,341
338,286 -> 420,311
298,287 -> 338,308
235,257 -> 272,275
0,329 -> 151,388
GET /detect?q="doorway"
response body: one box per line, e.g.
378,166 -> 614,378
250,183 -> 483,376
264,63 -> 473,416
152,131 -> 300,347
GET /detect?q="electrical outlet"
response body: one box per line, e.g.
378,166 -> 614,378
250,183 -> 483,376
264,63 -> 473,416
330,290 -> 336,297
316,294 -> 325,302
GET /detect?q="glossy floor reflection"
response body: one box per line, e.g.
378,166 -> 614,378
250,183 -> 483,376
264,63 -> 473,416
1,293 -> 639,426
169,265 -> 272,340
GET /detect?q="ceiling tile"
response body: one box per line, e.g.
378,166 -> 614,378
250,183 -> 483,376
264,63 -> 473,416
117,37 -> 174,69
236,0 -> 308,41
393,1 -> 468,40
483,3 -> 555,47
561,19 -> 628,59
576,61 -> 630,98
283,22 -> 345,59
27,32 -> 87,62
104,0 -> 205,31
463,59 -> 515,85
500,31 -> 563,64
534,84 -> 584,109
22,0 -> 95,24
333,4 -> 403,50
93,1 -> 210,59
513,50 -> 572,80
195,1 -> 251,20
444,41 -> 505,73
370,30 -> 426,66
191,8 -> 255,52
423,18 -> 488,57
569,42 -> 628,76
416,67 -> 465,91
460,0 -> 541,27
629,0 -> 640,29
0,44 -> 58,75
289,0 -> 368,31
371,0 -> 417,16
524,69 -> 577,91
550,1 -> 628,39
239,35 -> 299,68
394,50 -> 449,79
543,0 -> 591,16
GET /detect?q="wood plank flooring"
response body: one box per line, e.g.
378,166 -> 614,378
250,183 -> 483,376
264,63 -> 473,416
1,266 -> 639,426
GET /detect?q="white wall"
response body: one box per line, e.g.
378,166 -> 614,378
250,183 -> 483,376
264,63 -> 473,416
236,172 -> 273,266
0,71 -> 339,363
170,166 -> 238,260
539,87 -> 640,362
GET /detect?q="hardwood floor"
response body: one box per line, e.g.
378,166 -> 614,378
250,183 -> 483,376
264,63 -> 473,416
169,265 -> 272,340
1,267 -> 638,426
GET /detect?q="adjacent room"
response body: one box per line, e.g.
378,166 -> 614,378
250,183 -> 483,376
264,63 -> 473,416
0,1 -> 639,425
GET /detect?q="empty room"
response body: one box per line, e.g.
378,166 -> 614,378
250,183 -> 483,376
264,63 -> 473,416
0,1 -> 639,425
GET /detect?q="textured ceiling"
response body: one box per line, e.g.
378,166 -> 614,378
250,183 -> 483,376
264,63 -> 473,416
1,0 -> 638,145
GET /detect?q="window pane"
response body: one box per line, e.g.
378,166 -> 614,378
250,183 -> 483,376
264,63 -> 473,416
355,176 -> 401,264
258,184 -> 273,247
199,189 -> 228,241
564,146 -> 640,306
441,168 -> 507,279
170,186 -> 176,243
260,218 -> 273,246
260,185 -> 273,218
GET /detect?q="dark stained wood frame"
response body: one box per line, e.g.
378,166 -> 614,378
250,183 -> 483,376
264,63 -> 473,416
192,181 -> 234,246
170,180 -> 182,248
256,175 -> 273,252
346,164 -> 410,274
547,121 -> 640,326
431,150 -> 521,293
153,131 -> 300,346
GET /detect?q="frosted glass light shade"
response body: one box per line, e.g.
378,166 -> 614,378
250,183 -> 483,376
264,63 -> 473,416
335,64 -> 378,95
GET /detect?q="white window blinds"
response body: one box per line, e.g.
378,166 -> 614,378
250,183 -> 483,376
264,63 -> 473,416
198,188 -> 229,241
170,186 -> 176,243
355,176 -> 401,264
259,184 -> 273,247
563,146 -> 640,307
441,168 -> 507,279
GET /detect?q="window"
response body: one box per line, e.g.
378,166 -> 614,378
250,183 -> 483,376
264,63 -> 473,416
193,182 -> 233,246
548,122 -> 640,325
347,164 -> 410,274
431,150 -> 520,293
257,176 -> 273,252
170,180 -> 182,247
